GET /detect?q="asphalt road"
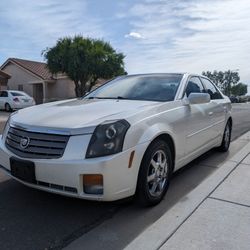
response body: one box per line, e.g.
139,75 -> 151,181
230,103 -> 250,140
0,103 -> 250,250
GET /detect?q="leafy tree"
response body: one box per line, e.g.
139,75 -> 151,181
231,83 -> 248,96
202,70 -> 240,96
43,36 -> 126,97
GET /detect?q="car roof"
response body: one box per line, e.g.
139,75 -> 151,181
121,73 -> 208,79
7,90 -> 29,96
124,73 -> 186,77
7,90 -> 26,93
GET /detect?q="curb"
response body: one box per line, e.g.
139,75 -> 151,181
125,132 -> 250,250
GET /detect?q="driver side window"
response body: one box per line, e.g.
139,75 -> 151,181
185,77 -> 205,97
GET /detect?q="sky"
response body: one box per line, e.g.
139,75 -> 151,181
0,0 -> 250,92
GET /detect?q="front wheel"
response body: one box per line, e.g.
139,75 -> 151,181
217,121 -> 232,152
136,140 -> 173,207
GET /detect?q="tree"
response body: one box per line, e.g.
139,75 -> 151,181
43,36 -> 126,97
231,83 -> 248,96
202,70 -> 240,96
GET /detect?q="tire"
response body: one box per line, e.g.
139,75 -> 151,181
136,140 -> 173,207
217,120 -> 232,152
5,103 -> 12,112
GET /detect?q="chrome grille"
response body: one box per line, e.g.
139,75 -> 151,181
5,126 -> 69,159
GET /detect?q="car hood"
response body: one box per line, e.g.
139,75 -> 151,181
10,98 -> 160,134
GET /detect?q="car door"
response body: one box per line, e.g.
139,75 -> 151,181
184,76 -> 216,156
200,77 -> 225,139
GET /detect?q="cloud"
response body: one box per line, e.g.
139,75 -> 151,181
119,0 -> 250,86
125,32 -> 144,39
0,0 -> 106,62
0,0 -> 250,89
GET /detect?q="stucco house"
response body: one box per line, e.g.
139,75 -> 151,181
0,58 -> 75,104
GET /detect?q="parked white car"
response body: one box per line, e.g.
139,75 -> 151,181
0,73 -> 232,206
0,90 -> 35,112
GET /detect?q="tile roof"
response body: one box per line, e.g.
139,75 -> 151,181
8,58 -> 53,80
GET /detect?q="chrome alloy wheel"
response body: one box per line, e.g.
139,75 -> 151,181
147,149 -> 169,197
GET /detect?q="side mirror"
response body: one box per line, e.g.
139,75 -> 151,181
184,93 -> 210,105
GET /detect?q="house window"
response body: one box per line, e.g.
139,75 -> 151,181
18,84 -> 23,91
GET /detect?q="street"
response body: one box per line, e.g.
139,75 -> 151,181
0,103 -> 250,250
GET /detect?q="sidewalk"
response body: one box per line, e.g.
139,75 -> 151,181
125,132 -> 250,250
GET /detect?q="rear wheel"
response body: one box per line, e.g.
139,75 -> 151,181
217,121 -> 231,152
5,103 -> 12,112
136,140 -> 173,207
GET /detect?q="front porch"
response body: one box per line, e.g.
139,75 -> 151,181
29,80 -> 56,104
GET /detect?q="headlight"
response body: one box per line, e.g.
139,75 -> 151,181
86,119 -> 130,158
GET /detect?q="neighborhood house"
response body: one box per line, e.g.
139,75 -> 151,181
0,58 -> 75,104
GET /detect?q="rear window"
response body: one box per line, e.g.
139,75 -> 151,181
10,92 -> 25,96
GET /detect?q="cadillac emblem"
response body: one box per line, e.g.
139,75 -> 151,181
20,137 -> 30,149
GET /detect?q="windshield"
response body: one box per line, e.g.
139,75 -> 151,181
85,74 -> 183,102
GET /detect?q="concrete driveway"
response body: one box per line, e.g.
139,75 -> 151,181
0,111 -> 10,131
0,111 -> 10,120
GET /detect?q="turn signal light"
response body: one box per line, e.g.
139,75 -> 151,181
128,150 -> 135,168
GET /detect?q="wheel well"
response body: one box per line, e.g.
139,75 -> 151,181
151,134 -> 176,168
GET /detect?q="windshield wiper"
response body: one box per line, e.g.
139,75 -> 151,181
85,96 -> 107,99
115,96 -> 127,99
86,96 -> 128,100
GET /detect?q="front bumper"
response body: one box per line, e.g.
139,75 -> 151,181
0,135 -> 148,201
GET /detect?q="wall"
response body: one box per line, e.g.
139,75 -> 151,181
2,63 -> 40,98
46,77 -> 75,101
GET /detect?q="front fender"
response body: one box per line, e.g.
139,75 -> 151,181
137,122 -> 176,146
124,121 -> 176,149
123,121 -> 179,164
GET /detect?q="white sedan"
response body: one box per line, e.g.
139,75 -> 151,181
0,90 -> 35,112
0,73 -> 232,206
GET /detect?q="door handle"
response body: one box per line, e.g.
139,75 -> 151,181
208,111 -> 213,116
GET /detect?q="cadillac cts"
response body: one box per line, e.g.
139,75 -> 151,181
0,73 -> 232,206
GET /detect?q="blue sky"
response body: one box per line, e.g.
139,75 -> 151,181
0,0 -> 250,91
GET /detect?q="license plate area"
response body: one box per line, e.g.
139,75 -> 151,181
10,157 -> 36,184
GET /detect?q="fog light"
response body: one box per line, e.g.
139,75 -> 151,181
83,174 -> 103,195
